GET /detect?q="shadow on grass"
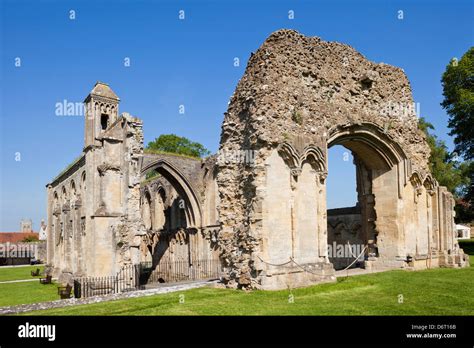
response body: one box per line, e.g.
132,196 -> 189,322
459,239 -> 474,260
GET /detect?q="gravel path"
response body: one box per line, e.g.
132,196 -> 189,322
0,278 -> 57,284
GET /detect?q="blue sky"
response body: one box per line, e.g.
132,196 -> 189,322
0,0 -> 473,231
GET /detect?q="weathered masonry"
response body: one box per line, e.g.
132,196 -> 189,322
46,29 -> 469,290
46,82 -> 220,286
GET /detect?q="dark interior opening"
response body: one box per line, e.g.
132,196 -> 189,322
360,78 -> 373,90
101,114 -> 109,130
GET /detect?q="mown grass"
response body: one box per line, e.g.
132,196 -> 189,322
0,265 -> 44,282
0,265 -> 59,307
24,265 -> 474,316
0,281 -> 58,307
1,240 -> 471,315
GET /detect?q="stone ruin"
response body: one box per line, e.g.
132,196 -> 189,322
46,29 -> 469,290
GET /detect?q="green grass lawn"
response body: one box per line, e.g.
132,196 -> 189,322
25,264 -> 474,316
0,281 -> 58,307
1,241 -> 472,315
0,265 -> 44,282
0,265 -> 59,307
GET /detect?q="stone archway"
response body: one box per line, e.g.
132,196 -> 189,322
141,159 -> 202,229
139,158 -> 220,283
216,29 -> 468,290
327,122 -> 409,267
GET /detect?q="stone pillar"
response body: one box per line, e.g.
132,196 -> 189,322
317,172 -> 328,260
370,166 -> 402,262
426,189 -> 435,258
437,186 -> 447,251
63,201 -> 72,272
52,212 -> 60,272
46,185 -> 54,265
430,189 -> 439,252
73,197 -> 83,275
355,157 -> 375,255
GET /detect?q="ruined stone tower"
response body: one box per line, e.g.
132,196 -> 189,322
84,82 -> 120,148
20,219 -> 33,232
47,82 -> 145,283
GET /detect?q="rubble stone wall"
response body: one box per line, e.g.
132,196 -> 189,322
216,29 -> 468,289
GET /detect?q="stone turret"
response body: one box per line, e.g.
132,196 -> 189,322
83,82 -> 120,149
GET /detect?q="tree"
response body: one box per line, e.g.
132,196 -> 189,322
441,48 -> 474,221
21,235 -> 39,243
146,134 -> 210,158
417,117 -> 470,194
441,47 -> 474,161
418,117 -> 472,222
455,161 -> 474,222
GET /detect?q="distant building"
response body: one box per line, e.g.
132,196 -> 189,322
0,232 -> 39,244
455,224 -> 471,240
0,220 -> 42,266
39,220 -> 47,241
0,219 -> 38,243
20,219 -> 33,232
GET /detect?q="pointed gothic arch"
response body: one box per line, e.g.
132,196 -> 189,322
141,159 -> 202,229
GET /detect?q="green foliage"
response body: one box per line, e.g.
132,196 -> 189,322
440,49 -> 474,221
454,161 -> 474,222
145,170 -> 160,181
292,110 -> 303,125
459,239 -> 474,256
21,235 -> 39,243
441,47 -> 474,161
455,199 -> 474,223
418,117 -> 470,195
146,134 -> 210,158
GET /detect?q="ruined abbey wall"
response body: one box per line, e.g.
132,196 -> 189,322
216,29 -> 468,289
47,30 -> 469,290
47,84 -> 221,283
47,83 -> 145,283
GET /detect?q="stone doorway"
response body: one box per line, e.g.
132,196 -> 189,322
326,145 -> 374,270
327,123 -> 408,269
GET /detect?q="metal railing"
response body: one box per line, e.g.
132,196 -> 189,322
140,259 -> 222,284
73,258 -> 223,298
73,264 -> 140,298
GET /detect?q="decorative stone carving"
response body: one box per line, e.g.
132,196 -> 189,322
97,163 -> 121,176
